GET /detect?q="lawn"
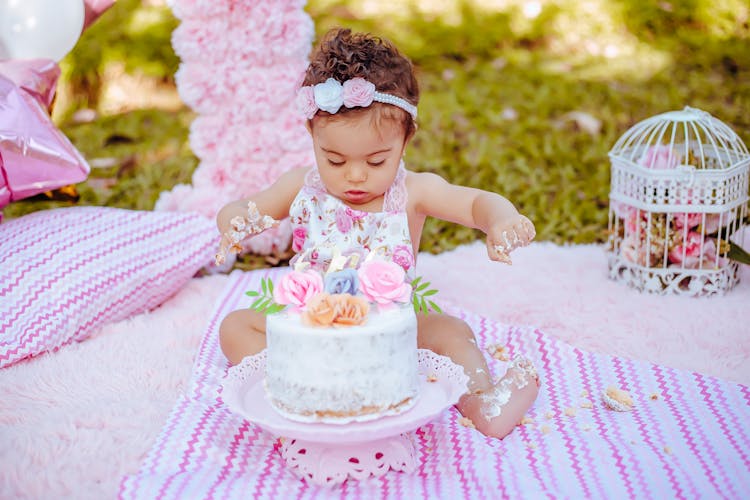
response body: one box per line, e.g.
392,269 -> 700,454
4,0 -> 749,257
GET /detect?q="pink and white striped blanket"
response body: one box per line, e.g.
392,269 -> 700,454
120,269 -> 750,498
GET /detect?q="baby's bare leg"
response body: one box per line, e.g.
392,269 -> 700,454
219,309 -> 267,365
417,313 -> 539,439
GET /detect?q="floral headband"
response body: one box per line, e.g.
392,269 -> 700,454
295,77 -> 418,120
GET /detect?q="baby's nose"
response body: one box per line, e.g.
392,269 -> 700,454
346,164 -> 367,182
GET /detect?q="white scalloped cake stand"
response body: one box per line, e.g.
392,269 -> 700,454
220,349 -> 469,486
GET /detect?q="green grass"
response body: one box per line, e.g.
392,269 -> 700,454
4,0 -> 749,258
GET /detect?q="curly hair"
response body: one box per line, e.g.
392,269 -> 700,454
302,28 -> 419,138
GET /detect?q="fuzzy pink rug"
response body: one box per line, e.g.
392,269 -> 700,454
1,241 -> 748,499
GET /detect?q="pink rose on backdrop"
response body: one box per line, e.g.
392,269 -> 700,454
278,112 -> 314,153
273,269 -> 323,310
335,207 -> 353,233
343,77 -> 376,108
357,259 -> 412,306
170,0 -> 232,21
638,145 -> 682,170
292,227 -> 307,252
188,114 -> 225,161
171,17 -> 229,62
269,10 -> 315,59
391,245 -> 414,271
175,62 -> 231,112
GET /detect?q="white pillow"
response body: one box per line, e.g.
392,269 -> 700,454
0,207 -> 219,368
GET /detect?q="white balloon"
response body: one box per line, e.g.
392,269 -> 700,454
0,0 -> 85,61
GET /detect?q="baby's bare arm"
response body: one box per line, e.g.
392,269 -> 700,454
215,167 -> 308,263
216,167 -> 308,234
409,171 -> 535,263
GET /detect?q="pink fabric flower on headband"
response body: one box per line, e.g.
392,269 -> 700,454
343,78 -> 375,108
295,86 -> 317,119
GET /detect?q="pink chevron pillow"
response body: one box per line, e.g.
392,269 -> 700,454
0,207 -> 219,368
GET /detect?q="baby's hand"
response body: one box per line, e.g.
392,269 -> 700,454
486,215 -> 535,264
215,202 -> 278,265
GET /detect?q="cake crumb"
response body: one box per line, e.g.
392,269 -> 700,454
540,425 -> 552,435
581,424 -> 592,432
650,392 -> 660,400
486,343 -> 510,361
663,445 -> 672,455
602,386 -> 635,412
544,411 -> 554,420
458,417 -> 476,429
580,399 -> 593,409
525,441 -> 538,449
521,415 -> 535,425
564,407 -> 577,417
580,390 -> 589,398
426,374 -> 438,382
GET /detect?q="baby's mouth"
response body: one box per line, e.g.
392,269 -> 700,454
344,190 -> 368,202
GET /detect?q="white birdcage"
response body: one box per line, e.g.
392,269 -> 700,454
607,106 -> 749,296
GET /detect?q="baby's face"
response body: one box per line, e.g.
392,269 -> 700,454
310,111 -> 407,210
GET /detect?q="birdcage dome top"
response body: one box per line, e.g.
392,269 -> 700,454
609,106 -> 749,172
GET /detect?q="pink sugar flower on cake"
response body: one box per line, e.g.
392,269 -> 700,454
273,269 -> 323,310
357,259 -> 412,307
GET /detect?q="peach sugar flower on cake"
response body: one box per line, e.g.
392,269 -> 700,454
303,293 -> 370,327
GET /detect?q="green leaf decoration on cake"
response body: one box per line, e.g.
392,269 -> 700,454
245,277 -> 286,315
410,276 -> 442,315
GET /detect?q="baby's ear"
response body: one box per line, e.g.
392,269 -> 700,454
304,120 -> 313,135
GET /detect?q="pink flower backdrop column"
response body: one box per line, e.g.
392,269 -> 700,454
156,0 -> 315,255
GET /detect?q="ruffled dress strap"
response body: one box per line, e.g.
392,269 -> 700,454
383,161 -> 408,213
303,167 -> 326,192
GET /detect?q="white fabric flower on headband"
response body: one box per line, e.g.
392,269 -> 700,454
295,77 -> 417,120
313,78 -> 345,114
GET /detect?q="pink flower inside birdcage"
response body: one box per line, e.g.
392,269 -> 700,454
607,107 -> 750,296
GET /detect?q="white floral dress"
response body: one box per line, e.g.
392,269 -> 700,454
288,163 -> 415,278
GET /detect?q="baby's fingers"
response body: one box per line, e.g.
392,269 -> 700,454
514,217 -> 536,246
487,239 -> 513,265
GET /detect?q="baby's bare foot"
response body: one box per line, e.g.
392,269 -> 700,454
457,355 -> 540,439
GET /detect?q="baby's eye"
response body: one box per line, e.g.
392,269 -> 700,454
368,159 -> 385,166
327,159 -> 345,166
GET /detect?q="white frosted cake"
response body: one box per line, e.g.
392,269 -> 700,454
265,304 -> 419,422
